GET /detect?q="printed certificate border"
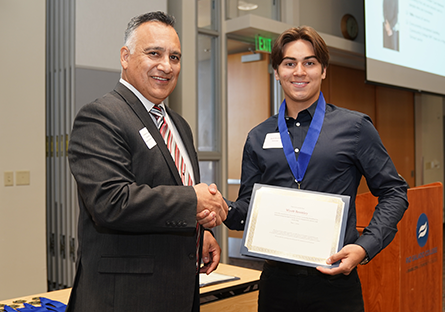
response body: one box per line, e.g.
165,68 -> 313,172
240,184 -> 350,268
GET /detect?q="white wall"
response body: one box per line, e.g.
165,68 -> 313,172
76,0 -> 167,71
0,0 -> 47,299
415,93 -> 445,220
299,0 -> 364,44
415,93 -> 445,186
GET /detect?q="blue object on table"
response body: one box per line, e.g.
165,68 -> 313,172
4,298 -> 66,312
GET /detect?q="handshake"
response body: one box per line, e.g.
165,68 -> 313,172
193,183 -> 228,228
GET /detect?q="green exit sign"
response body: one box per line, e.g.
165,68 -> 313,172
255,35 -> 272,53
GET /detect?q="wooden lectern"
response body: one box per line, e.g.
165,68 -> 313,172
356,182 -> 443,312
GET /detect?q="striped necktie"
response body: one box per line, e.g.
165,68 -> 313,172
150,105 -> 193,186
149,105 -> 202,272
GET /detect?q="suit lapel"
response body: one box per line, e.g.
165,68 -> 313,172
113,83 -> 183,185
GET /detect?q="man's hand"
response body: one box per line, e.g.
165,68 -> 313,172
200,230 -> 221,275
196,183 -> 227,227
196,209 -> 217,228
385,20 -> 393,36
194,183 -> 228,228
316,244 -> 367,276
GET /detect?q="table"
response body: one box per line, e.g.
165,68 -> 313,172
0,263 -> 261,312
0,289 -> 71,311
200,263 -> 261,312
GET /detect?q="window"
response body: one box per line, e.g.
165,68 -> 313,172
197,33 -> 219,152
198,0 -> 217,30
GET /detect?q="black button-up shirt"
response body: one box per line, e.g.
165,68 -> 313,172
225,99 -> 408,260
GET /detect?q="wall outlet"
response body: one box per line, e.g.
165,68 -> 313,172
4,171 -> 14,186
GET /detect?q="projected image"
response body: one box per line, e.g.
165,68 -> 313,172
365,0 -> 445,95
383,0 -> 399,51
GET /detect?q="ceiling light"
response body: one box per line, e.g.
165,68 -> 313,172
238,1 -> 258,11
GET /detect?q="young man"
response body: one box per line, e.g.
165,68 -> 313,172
67,12 -> 227,312
224,26 -> 408,311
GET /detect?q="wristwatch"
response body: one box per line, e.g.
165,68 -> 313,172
360,253 -> 370,265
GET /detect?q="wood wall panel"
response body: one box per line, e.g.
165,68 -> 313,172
376,86 -> 415,188
227,52 -> 271,239
322,64 -> 415,194
227,52 -> 271,181
325,65 -> 376,120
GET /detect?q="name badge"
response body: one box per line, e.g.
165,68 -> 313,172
263,133 -> 283,149
139,127 -> 157,149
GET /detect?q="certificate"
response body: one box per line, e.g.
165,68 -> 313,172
240,184 -> 349,268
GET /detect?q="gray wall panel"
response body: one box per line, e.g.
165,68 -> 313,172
75,67 -> 120,114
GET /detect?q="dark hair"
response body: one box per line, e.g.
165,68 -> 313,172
271,26 -> 329,71
124,11 -> 176,46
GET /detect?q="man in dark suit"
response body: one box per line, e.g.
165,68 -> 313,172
383,0 -> 399,50
67,11 -> 228,312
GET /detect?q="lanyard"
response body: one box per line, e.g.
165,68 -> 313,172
278,91 -> 326,188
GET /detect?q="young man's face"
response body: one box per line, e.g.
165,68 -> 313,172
274,39 -> 326,110
120,21 -> 181,104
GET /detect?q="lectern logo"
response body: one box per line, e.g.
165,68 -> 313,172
416,213 -> 429,247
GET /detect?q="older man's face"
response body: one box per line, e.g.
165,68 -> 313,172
121,21 -> 181,104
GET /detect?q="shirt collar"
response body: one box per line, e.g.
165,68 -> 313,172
119,78 -> 165,113
306,99 -> 319,119
282,99 -> 319,121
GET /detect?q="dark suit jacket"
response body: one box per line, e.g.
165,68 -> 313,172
67,82 -> 201,311
383,0 -> 398,29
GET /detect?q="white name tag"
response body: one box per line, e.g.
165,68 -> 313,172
263,133 -> 283,149
139,127 -> 157,149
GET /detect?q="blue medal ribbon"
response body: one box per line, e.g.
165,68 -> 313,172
278,91 -> 326,188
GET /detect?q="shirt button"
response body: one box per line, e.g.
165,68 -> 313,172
296,122 -> 301,127
295,148 -> 300,153
241,220 -> 244,224
188,253 -> 195,260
